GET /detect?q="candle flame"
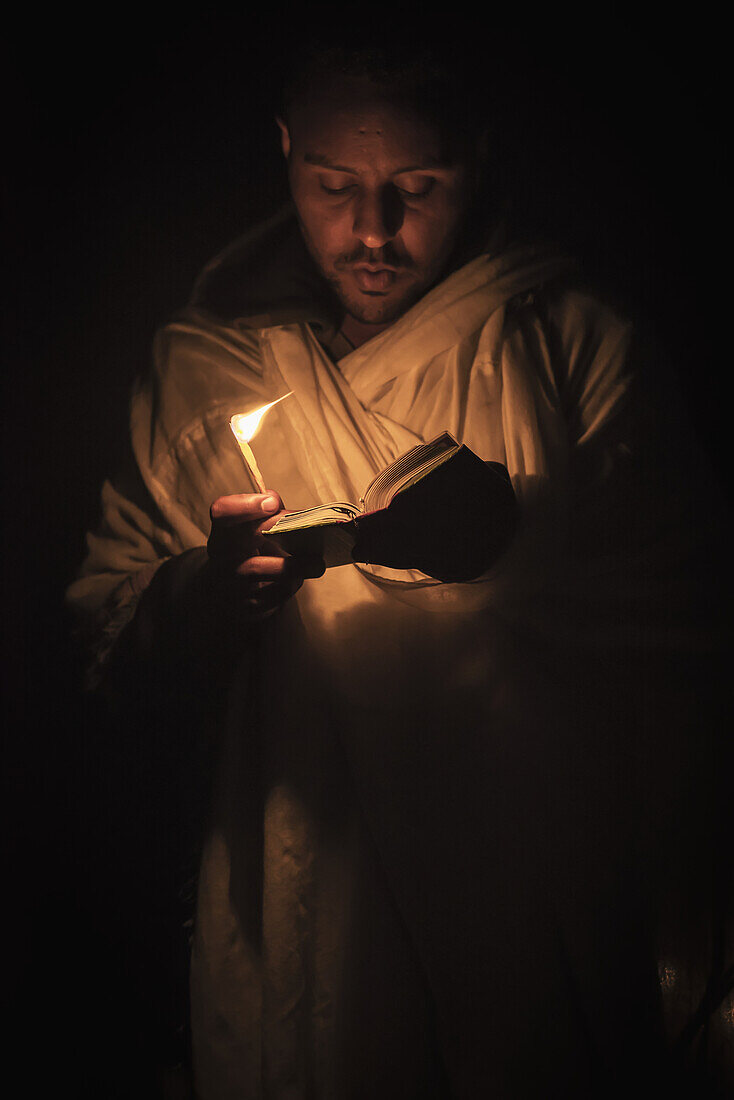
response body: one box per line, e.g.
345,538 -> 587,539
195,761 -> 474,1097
230,392 -> 292,445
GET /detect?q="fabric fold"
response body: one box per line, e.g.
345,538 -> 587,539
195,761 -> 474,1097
66,214 -> 717,1098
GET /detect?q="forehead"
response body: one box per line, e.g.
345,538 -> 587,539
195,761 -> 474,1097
287,79 -> 457,169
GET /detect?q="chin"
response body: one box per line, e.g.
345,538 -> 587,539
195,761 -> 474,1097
346,299 -> 405,325
334,279 -> 425,327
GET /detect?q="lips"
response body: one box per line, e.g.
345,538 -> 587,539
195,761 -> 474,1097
351,266 -> 398,293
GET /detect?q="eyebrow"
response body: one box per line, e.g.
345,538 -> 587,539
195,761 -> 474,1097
303,153 -> 358,173
303,153 -> 452,173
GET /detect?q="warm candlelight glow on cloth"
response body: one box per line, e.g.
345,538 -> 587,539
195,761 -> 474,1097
230,393 -> 292,492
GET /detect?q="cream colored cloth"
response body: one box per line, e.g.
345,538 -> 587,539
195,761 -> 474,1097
67,243 -> 717,1097
67,245 -> 581,624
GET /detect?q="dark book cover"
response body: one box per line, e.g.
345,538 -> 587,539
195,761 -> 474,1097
264,440 -> 517,582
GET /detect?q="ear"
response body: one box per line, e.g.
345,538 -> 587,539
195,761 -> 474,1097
276,116 -> 291,159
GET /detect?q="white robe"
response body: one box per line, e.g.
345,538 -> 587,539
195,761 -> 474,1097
67,235 -> 727,1097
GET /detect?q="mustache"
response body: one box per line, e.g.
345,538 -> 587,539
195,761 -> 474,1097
334,244 -> 414,271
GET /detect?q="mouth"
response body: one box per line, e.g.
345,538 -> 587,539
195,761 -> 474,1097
350,266 -> 401,293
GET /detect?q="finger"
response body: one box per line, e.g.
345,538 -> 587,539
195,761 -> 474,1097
236,555 -> 291,578
273,553 -> 326,580
232,557 -> 325,622
236,576 -> 301,620
208,521 -> 258,565
210,492 -> 283,526
236,554 -> 325,581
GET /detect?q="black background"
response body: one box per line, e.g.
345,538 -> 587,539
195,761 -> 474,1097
4,6 -> 730,1094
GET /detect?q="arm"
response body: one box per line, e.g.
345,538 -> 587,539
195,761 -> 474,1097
66,315 -> 323,700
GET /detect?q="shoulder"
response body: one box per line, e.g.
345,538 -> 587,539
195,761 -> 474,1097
189,205 -> 299,321
501,274 -> 643,448
512,276 -> 637,404
151,312 -> 265,384
127,312 -> 268,467
534,277 -> 633,358
187,204 -> 338,335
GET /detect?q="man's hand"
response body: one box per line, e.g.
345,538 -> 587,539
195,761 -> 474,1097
207,491 -> 325,620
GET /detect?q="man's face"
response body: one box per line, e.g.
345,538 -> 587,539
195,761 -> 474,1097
281,81 -> 474,330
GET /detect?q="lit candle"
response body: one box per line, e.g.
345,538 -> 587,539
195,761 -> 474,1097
230,393 -> 292,493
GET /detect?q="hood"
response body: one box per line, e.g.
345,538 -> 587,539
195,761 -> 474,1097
189,203 -> 342,342
188,200 -> 563,344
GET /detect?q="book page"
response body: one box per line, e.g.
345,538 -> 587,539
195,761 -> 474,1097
266,501 -> 360,533
361,431 -> 459,513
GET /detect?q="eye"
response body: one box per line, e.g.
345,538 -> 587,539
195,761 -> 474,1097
319,174 -> 356,195
395,177 -> 435,199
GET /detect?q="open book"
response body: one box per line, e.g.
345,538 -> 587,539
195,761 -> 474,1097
263,431 -> 517,583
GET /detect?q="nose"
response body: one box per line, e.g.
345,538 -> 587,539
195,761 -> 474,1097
352,186 -> 403,249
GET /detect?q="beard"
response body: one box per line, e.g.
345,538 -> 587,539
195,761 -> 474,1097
322,267 -> 427,325
297,217 -> 442,326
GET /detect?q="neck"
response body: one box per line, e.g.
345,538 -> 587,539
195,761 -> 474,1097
339,312 -> 393,349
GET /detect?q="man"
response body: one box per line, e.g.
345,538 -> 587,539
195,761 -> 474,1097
67,35 -> 729,1099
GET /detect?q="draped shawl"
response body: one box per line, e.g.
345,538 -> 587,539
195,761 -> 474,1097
67,214 -> 728,1098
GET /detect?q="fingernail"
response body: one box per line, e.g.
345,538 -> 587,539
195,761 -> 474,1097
261,494 -> 279,513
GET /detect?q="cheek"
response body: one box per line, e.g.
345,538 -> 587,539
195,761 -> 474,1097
297,195 -> 352,256
402,201 -> 464,263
